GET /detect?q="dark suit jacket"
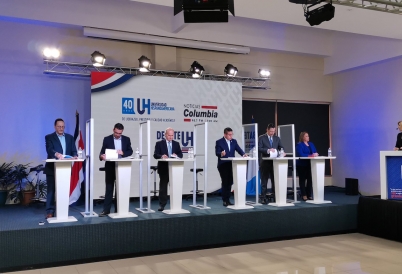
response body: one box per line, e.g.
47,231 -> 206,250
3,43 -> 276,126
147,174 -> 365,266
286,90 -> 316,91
296,141 -> 317,167
258,134 -> 284,159
99,135 -> 133,181
44,132 -> 77,175
396,133 -> 402,150
215,137 -> 245,168
153,139 -> 183,175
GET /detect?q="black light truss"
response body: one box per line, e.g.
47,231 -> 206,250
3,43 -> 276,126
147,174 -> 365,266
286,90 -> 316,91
332,0 -> 402,14
44,60 -> 269,90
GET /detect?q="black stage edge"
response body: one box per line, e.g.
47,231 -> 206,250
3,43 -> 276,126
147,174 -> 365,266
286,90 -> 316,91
1,203 -> 357,272
358,196 -> 402,242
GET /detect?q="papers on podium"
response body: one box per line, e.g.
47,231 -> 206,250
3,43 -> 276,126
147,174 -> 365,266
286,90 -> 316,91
269,150 -> 278,158
105,149 -> 118,160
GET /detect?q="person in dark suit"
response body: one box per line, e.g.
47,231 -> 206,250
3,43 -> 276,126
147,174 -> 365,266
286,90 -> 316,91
394,121 -> 402,151
296,131 -> 318,201
44,118 -> 77,219
99,123 -> 133,217
215,127 -> 247,207
258,123 -> 285,204
153,127 -> 183,211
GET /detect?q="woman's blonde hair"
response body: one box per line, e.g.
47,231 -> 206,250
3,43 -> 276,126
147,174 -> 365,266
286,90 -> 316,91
299,131 -> 309,143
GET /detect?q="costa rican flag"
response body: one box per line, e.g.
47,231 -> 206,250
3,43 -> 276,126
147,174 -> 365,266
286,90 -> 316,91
91,72 -> 134,92
69,111 -> 85,205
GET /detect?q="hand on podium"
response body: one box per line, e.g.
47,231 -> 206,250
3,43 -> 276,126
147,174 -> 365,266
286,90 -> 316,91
221,150 -> 226,157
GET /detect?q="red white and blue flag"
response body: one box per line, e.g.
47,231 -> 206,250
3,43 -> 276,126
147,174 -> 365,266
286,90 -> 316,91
69,111 -> 85,205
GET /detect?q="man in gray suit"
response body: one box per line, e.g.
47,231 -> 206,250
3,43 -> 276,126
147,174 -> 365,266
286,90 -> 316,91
258,123 -> 285,204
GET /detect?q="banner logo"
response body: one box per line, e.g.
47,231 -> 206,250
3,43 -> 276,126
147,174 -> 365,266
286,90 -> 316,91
183,104 -> 218,122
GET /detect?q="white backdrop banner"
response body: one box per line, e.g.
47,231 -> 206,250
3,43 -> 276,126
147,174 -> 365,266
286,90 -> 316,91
91,72 -> 243,198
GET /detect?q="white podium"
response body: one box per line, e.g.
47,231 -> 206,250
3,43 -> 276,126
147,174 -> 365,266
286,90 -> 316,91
380,151 -> 402,200
157,158 -> 194,214
262,157 -> 295,207
221,157 -> 255,210
105,158 -> 142,219
299,156 -> 336,204
45,159 -> 84,223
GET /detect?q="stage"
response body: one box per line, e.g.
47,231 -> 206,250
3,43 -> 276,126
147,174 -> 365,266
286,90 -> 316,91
0,187 -> 359,272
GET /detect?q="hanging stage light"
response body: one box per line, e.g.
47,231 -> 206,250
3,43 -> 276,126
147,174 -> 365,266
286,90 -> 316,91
224,64 -> 238,77
43,48 -> 60,59
304,0 -> 335,26
258,69 -> 270,78
138,55 -> 152,72
91,51 -> 106,67
190,61 -> 205,78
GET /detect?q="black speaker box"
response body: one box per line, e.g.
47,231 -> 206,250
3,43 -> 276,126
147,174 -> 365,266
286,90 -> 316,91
345,178 -> 359,195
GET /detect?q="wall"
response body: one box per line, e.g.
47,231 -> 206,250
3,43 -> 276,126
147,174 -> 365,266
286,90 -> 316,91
0,19 -> 332,172
177,48 -> 332,102
331,57 -> 402,195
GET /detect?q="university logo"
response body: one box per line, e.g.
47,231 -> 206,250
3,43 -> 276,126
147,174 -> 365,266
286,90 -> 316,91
122,98 -> 151,115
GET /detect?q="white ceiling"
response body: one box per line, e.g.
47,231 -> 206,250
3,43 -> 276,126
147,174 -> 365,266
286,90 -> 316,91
132,0 -> 402,40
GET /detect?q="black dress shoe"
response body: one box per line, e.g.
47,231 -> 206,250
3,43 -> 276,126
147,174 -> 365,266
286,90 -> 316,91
227,200 -> 234,205
158,206 -> 165,211
223,201 -> 229,207
308,197 -> 313,200
99,211 -> 110,217
260,198 -> 267,205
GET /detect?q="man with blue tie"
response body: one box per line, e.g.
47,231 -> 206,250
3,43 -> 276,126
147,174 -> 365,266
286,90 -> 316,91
44,118 -> 77,219
258,123 -> 285,204
153,127 -> 183,211
99,123 -> 133,217
215,127 -> 247,207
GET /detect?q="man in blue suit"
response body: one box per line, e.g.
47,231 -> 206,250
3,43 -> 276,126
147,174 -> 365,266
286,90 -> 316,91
99,123 -> 133,217
215,127 -> 247,207
153,127 -> 183,211
44,118 -> 77,219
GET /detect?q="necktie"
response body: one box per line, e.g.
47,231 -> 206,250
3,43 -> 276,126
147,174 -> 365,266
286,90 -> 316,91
269,136 -> 273,147
168,142 -> 172,157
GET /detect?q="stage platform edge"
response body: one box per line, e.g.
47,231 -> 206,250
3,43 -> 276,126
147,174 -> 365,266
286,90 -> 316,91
0,203 -> 357,272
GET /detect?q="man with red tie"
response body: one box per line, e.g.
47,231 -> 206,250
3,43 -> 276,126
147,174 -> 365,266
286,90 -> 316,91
215,127 -> 247,207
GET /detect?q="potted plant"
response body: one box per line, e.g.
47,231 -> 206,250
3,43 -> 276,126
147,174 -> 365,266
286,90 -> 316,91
8,163 -> 31,204
0,162 -> 14,206
21,179 -> 36,205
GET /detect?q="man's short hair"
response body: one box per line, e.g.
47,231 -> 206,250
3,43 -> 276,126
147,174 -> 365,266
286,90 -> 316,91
267,123 -> 275,130
54,118 -> 64,126
114,123 -> 124,130
398,121 -> 402,126
165,127 -> 174,134
224,127 -> 233,134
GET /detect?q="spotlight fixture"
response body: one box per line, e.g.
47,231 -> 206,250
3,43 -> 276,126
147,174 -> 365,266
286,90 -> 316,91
304,0 -> 335,26
91,51 -> 106,67
174,0 -> 235,23
258,69 -> 270,78
190,61 -> 204,78
43,48 -> 60,59
138,55 -> 152,72
224,64 -> 238,77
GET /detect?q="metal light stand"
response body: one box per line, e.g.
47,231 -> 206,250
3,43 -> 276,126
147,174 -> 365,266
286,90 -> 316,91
81,118 -> 98,217
136,120 -> 155,213
278,124 -> 299,203
189,122 -> 210,210
243,123 -> 262,206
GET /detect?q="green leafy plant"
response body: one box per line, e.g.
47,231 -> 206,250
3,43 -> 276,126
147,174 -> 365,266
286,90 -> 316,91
0,162 -> 15,191
8,163 -> 31,204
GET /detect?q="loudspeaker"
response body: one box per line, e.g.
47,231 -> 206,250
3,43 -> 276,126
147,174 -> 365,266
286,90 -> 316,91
345,178 -> 359,195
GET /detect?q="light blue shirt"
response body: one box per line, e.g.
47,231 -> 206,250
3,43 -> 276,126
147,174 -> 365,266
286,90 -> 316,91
57,133 -> 66,155
166,140 -> 172,157
114,136 -> 122,158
